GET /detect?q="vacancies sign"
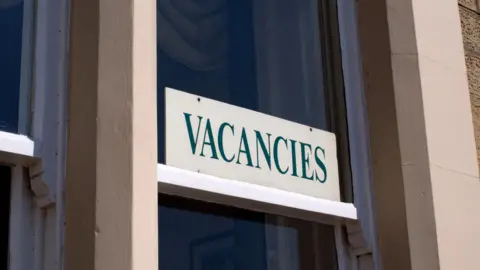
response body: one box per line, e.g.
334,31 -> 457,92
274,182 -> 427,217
165,88 -> 341,202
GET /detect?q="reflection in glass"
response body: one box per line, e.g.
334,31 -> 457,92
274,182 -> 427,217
0,0 -> 26,133
157,0 -> 327,163
158,195 -> 338,270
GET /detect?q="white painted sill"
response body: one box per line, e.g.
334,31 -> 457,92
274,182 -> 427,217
157,164 -> 357,224
0,131 -> 36,164
0,132 -> 357,223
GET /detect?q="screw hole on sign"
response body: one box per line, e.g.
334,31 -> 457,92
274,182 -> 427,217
310,128 -> 313,132
197,97 -> 201,102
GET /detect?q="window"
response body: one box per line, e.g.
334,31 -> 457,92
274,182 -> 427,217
158,194 -> 338,270
156,0 -> 357,269
0,0 -> 34,134
0,1 -> 69,269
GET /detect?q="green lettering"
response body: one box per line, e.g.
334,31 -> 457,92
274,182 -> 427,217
218,122 -> 235,162
300,142 -> 314,180
254,131 -> 272,170
184,113 -> 203,155
200,119 -> 219,159
290,139 -> 299,177
236,128 -> 253,167
273,136 -> 289,174
314,146 -> 327,183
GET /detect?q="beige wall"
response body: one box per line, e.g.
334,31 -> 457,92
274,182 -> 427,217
358,0 -> 480,269
64,0 -> 157,270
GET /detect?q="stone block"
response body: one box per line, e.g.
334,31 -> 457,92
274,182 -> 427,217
458,0 -> 477,11
431,166 -> 480,269
460,6 -> 480,52
419,55 -> 478,176
466,53 -> 480,166
466,53 -> 480,100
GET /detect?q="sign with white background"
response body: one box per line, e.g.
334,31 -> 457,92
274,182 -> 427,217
165,88 -> 341,202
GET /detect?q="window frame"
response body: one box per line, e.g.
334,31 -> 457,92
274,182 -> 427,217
0,0 -> 37,215
155,1 -> 366,269
336,0 -> 380,267
0,1 -> 70,270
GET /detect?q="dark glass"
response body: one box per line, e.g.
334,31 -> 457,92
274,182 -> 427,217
158,195 -> 338,270
0,166 -> 11,270
0,1 -> 24,133
157,0 -> 327,163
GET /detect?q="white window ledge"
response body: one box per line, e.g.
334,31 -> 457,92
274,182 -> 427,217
0,131 -> 36,164
157,164 -> 357,224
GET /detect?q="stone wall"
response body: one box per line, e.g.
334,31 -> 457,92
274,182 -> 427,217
459,0 -> 480,167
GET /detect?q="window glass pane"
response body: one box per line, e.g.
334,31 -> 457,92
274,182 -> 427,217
158,195 -> 338,270
0,1 -> 23,133
0,0 -> 31,134
157,0 -> 327,163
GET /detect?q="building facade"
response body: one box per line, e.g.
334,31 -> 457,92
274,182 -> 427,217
0,0 -> 479,270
